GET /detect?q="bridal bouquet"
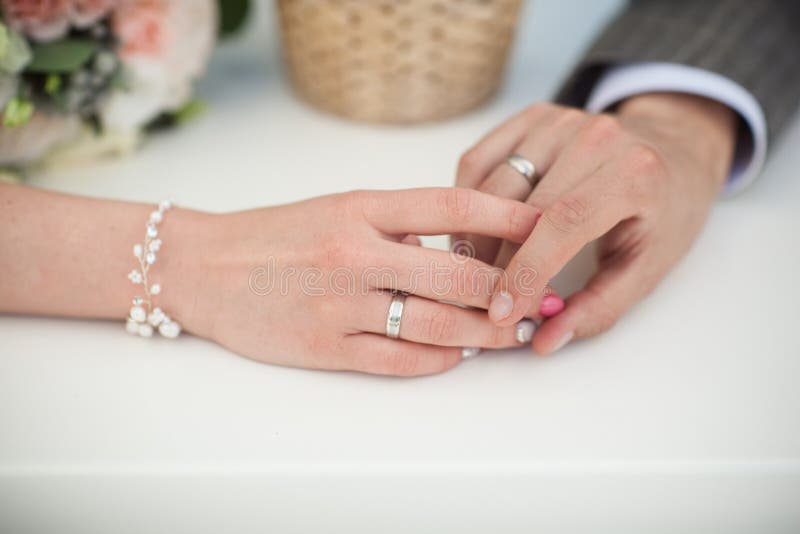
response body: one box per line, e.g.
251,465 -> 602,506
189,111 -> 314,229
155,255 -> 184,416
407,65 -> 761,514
0,0 -> 247,178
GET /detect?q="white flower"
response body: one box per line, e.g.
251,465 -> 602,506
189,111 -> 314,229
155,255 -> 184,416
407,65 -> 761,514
0,111 -> 82,166
128,269 -> 142,284
0,76 -> 18,111
36,126 -> 141,170
100,0 -> 217,130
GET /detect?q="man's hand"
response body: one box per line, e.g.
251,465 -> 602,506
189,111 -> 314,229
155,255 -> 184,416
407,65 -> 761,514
455,93 -> 737,354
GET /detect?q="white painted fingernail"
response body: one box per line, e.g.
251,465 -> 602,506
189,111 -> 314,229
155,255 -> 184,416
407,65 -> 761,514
552,331 -> 574,352
462,347 -> 481,359
515,319 -> 536,344
489,291 -> 514,322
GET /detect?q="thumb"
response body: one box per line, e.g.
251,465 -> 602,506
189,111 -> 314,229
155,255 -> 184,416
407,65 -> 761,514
531,251 -> 659,355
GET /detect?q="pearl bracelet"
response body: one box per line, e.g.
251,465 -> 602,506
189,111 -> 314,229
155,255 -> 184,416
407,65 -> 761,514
125,200 -> 181,339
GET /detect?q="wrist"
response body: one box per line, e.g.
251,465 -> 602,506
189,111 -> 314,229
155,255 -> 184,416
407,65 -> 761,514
617,92 -> 738,189
156,207 -> 222,339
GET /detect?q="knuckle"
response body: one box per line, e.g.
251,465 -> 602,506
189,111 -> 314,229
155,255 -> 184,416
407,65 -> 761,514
553,107 -> 586,128
486,324 -> 508,348
457,149 -> 482,182
342,189 -> 367,209
424,308 -> 458,343
342,189 -> 372,220
462,260 -> 501,300
387,350 -> 420,376
626,143 -> 668,179
437,187 -> 475,224
318,239 -> 352,269
524,101 -> 556,120
628,143 -> 666,173
506,201 -> 537,242
582,114 -> 624,146
542,196 -> 590,235
622,143 -> 668,206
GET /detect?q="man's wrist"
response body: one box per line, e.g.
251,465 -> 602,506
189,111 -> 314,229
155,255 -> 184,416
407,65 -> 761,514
617,92 -> 738,189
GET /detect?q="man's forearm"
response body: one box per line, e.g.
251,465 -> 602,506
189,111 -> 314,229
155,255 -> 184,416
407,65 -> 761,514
557,0 -> 800,141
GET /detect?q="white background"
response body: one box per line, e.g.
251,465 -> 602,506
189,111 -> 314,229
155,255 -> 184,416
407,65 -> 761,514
2,0 -> 799,532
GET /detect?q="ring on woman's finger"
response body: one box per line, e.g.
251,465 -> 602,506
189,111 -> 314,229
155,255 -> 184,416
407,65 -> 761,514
385,291 -> 407,339
506,154 -> 541,188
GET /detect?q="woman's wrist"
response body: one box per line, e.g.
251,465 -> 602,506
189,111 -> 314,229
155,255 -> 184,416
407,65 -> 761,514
154,207 -> 224,339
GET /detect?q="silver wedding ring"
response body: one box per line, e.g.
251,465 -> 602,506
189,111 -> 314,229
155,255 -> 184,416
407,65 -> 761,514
506,154 -> 539,187
385,291 -> 407,339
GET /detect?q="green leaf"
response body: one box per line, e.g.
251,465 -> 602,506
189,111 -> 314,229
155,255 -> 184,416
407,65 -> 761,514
3,96 -> 34,128
173,99 -> 207,124
0,23 -> 32,74
218,0 -> 251,38
27,39 -> 98,73
44,73 -> 62,95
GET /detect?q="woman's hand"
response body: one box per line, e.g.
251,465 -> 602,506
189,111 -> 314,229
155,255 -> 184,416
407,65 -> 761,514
169,188 -> 542,376
454,93 -> 738,354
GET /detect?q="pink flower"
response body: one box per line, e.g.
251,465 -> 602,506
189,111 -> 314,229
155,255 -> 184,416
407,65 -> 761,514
1,0 -> 71,42
1,0 -> 115,42
70,0 -> 116,28
112,0 -> 167,57
101,0 -> 217,130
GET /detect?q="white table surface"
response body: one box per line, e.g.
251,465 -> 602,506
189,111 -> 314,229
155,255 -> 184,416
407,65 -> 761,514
2,1 -> 800,532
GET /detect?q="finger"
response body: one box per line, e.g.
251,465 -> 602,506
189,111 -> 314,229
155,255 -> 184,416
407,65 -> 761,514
354,292 -> 533,348
455,103 -> 560,189
522,115 -> 615,212
492,239 -> 519,268
531,250 -> 657,355
363,188 -> 539,243
461,108 -> 587,263
371,242 -> 502,309
460,162 -> 534,264
489,168 -> 639,326
400,234 -> 422,246
340,333 -> 463,377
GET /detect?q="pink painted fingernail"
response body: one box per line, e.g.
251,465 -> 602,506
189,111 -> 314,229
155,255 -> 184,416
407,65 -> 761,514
539,294 -> 565,317
489,291 -> 514,322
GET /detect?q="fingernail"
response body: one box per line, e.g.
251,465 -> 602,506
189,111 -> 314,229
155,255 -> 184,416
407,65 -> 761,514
552,331 -> 574,353
489,291 -> 514,322
515,319 -> 536,344
539,294 -> 565,317
462,347 -> 481,359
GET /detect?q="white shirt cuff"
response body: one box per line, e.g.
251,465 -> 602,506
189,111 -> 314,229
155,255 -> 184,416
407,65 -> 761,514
585,62 -> 767,195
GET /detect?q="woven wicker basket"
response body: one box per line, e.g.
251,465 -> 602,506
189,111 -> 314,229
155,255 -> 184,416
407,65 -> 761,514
277,0 -> 523,123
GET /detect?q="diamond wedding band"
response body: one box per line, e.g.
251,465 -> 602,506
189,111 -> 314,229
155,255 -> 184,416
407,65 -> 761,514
385,291 -> 407,339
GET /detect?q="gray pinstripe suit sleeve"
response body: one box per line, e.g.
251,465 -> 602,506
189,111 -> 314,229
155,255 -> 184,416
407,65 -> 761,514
556,0 -> 800,141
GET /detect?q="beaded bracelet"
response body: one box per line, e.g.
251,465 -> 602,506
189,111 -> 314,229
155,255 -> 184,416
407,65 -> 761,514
125,200 -> 181,339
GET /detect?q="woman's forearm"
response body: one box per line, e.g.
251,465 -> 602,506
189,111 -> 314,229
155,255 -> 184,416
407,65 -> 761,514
0,185 -> 552,375
0,184 -> 208,323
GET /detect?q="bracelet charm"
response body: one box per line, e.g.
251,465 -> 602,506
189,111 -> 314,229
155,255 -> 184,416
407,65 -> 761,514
125,200 -> 181,339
